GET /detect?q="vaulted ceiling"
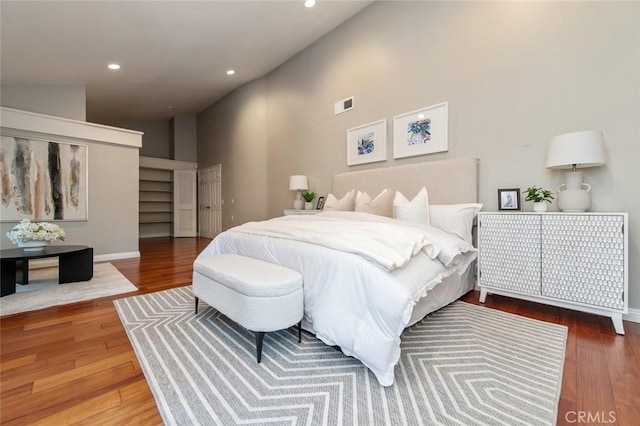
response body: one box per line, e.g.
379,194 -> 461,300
1,1 -> 372,124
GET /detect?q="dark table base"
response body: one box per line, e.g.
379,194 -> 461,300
1,246 -> 93,297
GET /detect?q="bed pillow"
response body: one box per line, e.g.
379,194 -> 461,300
393,187 -> 430,225
323,189 -> 356,211
429,203 -> 482,242
355,189 -> 394,217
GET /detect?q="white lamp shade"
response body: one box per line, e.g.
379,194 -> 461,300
289,175 -> 308,191
546,130 -> 606,169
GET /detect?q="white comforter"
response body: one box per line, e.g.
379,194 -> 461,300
196,211 -> 477,386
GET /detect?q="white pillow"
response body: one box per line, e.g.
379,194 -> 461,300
323,189 -> 356,211
429,203 -> 482,242
393,187 -> 430,225
355,189 -> 394,217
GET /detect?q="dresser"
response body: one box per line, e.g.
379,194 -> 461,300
477,212 -> 628,334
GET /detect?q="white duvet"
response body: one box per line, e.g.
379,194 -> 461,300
196,211 -> 477,386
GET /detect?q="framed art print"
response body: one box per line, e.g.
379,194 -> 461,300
346,119 -> 387,166
0,135 -> 88,221
498,188 -> 521,211
393,102 -> 448,159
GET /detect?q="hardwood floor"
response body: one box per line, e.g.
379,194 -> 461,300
1,237 -> 639,425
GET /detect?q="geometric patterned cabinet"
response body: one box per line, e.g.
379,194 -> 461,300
478,212 -> 628,334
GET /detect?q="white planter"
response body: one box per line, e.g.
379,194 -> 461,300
533,202 -> 548,213
17,240 -> 49,252
304,202 -> 314,210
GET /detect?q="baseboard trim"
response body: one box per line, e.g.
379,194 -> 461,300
29,250 -> 140,270
94,251 -> 141,262
624,308 -> 640,324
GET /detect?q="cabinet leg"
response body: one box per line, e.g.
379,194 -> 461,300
479,288 -> 488,303
611,314 -> 625,335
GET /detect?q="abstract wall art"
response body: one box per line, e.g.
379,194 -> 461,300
393,102 -> 448,159
346,119 -> 387,166
0,136 -> 88,221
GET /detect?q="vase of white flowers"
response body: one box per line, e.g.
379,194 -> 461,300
6,219 -> 65,252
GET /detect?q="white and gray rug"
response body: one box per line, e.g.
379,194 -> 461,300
115,286 -> 567,426
1,262 -> 138,316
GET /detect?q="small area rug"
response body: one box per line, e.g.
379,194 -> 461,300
1,262 -> 137,316
115,286 -> 567,426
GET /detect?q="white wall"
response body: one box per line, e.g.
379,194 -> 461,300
111,120 -> 171,159
1,84 -> 86,121
196,2 -> 640,310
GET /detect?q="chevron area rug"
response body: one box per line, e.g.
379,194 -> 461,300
115,286 -> 567,426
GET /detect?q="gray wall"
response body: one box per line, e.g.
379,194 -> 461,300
196,2 -> 640,309
198,78 -> 268,228
0,130 -> 139,257
1,84 -> 86,121
171,115 -> 197,162
112,120 -> 171,159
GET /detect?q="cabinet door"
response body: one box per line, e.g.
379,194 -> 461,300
541,214 -> 625,310
479,214 -> 541,295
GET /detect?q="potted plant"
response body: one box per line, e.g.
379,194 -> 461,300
524,186 -> 554,212
301,191 -> 316,210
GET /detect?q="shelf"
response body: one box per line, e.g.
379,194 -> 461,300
139,219 -> 173,224
139,188 -> 173,193
140,178 -> 174,183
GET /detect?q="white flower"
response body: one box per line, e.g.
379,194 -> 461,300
6,219 -> 66,244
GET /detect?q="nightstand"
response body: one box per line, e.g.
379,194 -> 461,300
283,209 -> 321,216
477,212 -> 628,334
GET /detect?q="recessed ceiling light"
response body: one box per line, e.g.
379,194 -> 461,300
226,69 -> 235,75
304,0 -> 316,8
417,114 -> 425,119
107,63 -> 121,70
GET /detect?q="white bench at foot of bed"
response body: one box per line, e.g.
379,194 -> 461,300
193,254 -> 304,362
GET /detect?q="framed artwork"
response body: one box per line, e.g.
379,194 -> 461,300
393,102 -> 448,159
346,119 -> 387,166
316,196 -> 325,210
0,135 -> 88,221
498,188 -> 521,211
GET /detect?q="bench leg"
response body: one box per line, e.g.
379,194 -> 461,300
255,332 -> 265,363
298,321 -> 302,343
194,297 -> 199,314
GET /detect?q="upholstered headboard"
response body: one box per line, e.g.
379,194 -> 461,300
332,157 -> 479,204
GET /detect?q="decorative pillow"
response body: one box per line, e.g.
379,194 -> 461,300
323,189 -> 356,211
429,203 -> 482,242
355,189 -> 394,217
393,187 -> 430,225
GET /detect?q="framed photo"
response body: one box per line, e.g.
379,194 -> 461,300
0,135 -> 89,221
316,196 -> 325,210
346,119 -> 387,166
498,188 -> 521,211
393,102 -> 448,159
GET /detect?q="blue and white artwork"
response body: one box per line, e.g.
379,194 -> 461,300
393,102 -> 448,159
347,119 -> 387,166
0,136 -> 88,221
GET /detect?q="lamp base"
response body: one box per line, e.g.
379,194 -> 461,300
293,199 -> 304,210
557,171 -> 591,212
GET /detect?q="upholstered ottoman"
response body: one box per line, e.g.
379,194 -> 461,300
193,254 -> 303,363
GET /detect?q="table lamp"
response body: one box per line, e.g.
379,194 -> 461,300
289,175 -> 308,210
545,130 -> 606,212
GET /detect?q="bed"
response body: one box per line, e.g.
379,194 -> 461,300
196,157 -> 480,386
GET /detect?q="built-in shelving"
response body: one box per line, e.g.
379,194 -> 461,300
139,167 -> 174,237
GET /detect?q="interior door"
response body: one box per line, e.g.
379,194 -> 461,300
198,164 -> 222,239
173,169 -> 197,237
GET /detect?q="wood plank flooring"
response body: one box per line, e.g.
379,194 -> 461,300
1,237 -> 639,425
